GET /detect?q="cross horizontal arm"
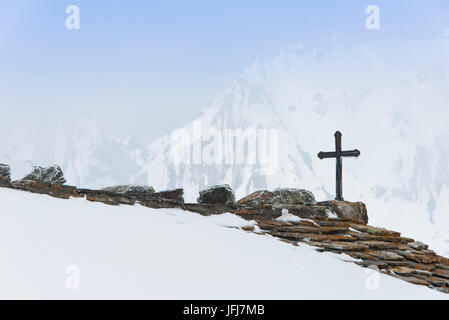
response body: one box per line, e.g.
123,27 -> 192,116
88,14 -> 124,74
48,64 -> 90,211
317,151 -> 336,159
341,149 -> 360,157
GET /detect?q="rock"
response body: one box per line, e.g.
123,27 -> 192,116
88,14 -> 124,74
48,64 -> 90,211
390,274 -> 430,286
117,196 -> 136,205
102,185 -> 155,201
154,188 -> 184,203
272,188 -> 316,206
183,203 -> 231,215
257,221 -> 349,234
317,200 -> 368,224
197,184 -> 235,205
11,180 -> 76,199
0,164 -> 11,182
420,275 -> 449,288
408,241 -> 428,251
348,223 -> 400,237
236,190 -> 274,207
86,194 -> 120,206
406,262 -> 436,271
314,220 -> 350,227
21,165 -> 66,185
364,250 -> 404,261
276,205 -> 329,220
390,266 -> 432,277
237,188 -> 316,207
348,251 -> 377,260
270,229 -> 346,241
435,263 -> 449,270
435,256 -> 449,267
283,225 -> 349,234
358,241 -> 399,249
291,220 -> 320,227
432,269 -> 449,280
394,250 -> 437,264
357,259 -> 388,269
383,260 -> 413,267
307,241 -> 369,251
347,232 -> 413,244
257,219 -> 294,227
280,233 -> 356,242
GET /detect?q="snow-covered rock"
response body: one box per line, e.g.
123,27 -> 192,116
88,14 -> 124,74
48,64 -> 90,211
272,188 -> 316,206
0,164 -> 10,182
197,184 -> 235,205
102,185 -> 155,201
20,165 -> 66,185
237,188 -> 316,207
276,208 -> 302,222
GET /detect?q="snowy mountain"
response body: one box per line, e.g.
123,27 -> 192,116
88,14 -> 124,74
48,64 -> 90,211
0,114 -> 148,187
3,35 -> 449,255
132,77 -> 319,202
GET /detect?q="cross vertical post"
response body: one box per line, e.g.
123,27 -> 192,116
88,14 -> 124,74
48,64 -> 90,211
335,131 -> 343,200
317,131 -> 360,201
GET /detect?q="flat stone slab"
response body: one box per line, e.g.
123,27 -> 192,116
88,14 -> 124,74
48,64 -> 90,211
348,223 -> 401,237
408,241 -> 428,250
358,240 -> 400,249
307,241 -> 369,251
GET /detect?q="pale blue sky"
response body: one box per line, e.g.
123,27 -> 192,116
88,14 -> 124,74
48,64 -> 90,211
1,0 -> 449,141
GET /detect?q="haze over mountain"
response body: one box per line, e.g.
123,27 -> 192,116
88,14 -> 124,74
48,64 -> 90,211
2,35 -> 449,255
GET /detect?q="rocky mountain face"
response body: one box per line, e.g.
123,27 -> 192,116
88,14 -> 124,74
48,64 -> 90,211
2,36 -> 449,255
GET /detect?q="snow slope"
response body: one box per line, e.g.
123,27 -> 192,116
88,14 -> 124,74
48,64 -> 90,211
0,188 -> 445,299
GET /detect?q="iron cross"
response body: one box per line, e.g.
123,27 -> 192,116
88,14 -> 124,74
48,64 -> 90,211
317,131 -> 360,201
